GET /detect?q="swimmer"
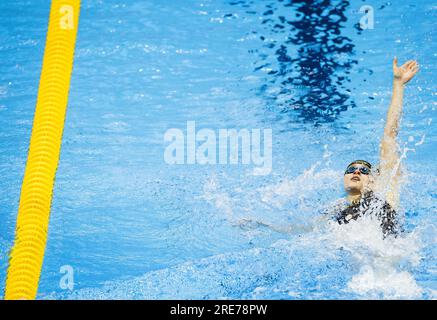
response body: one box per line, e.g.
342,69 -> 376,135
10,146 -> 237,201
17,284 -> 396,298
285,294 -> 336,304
237,58 -> 419,237
329,57 -> 419,236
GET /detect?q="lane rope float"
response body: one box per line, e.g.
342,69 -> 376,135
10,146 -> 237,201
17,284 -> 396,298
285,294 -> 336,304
5,0 -> 80,300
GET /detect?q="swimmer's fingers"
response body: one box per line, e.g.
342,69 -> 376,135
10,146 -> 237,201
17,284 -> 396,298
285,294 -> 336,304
393,57 -> 405,77
406,60 -> 418,70
404,61 -> 419,83
393,58 -> 419,83
393,57 -> 402,75
410,64 -> 419,74
396,60 -> 414,74
402,60 -> 416,69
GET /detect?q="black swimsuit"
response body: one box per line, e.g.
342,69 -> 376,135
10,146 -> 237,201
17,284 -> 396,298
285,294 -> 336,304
330,191 -> 400,236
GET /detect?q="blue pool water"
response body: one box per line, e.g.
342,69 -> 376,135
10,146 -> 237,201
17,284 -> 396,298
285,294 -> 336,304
0,0 -> 436,299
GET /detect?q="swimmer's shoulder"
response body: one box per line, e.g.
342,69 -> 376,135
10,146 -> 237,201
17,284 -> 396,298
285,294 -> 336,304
364,190 -> 396,212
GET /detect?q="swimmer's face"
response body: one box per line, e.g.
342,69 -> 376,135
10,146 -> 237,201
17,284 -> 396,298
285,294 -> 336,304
343,163 -> 372,194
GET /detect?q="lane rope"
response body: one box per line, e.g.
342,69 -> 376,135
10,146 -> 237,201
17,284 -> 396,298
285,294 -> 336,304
5,0 -> 80,300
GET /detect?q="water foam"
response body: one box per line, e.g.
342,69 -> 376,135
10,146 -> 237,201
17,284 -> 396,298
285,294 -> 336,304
323,216 -> 423,299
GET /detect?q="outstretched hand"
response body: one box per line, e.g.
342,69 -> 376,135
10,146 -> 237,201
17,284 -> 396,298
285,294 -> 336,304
393,57 -> 419,84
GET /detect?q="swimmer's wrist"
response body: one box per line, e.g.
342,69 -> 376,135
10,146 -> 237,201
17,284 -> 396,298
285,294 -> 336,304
393,78 -> 405,86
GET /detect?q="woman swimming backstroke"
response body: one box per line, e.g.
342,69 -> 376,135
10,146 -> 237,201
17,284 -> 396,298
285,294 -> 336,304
332,57 -> 419,236
236,58 -> 419,237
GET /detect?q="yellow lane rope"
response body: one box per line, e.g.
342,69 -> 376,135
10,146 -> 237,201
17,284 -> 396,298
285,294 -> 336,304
5,0 -> 80,300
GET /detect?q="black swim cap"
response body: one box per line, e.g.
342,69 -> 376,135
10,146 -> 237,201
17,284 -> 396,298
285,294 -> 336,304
346,160 -> 372,169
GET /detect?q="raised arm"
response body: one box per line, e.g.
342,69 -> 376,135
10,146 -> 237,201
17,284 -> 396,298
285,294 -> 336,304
377,57 -> 419,209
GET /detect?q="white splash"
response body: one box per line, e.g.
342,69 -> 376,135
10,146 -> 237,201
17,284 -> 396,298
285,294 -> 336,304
324,215 -> 423,299
258,163 -> 339,209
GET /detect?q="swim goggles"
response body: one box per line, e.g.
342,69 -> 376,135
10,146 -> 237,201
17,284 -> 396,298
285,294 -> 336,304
344,165 -> 370,175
